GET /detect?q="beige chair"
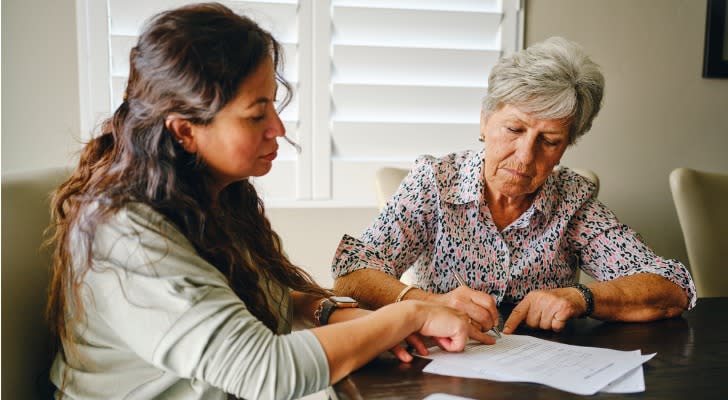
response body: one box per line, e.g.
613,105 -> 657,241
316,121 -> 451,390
374,166 -> 600,285
669,167 -> 728,297
374,167 -> 410,210
2,168 -> 68,399
570,168 -> 600,197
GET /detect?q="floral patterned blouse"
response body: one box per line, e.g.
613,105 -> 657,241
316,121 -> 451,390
331,150 -> 697,308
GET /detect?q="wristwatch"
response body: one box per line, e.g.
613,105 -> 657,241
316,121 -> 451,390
314,296 -> 359,326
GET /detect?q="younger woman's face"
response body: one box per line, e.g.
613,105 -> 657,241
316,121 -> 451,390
190,57 -> 285,190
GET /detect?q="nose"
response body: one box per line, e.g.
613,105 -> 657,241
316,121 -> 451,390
264,108 -> 286,139
515,133 -> 538,165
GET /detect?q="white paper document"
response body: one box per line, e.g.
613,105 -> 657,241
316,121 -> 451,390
422,394 -> 475,400
420,334 -> 655,395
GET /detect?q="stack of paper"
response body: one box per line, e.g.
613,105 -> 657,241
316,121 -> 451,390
420,334 -> 655,395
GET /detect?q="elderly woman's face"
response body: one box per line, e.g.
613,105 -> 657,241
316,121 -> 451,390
480,104 -> 570,200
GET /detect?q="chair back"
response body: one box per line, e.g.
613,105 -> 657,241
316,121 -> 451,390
374,167 -> 410,210
570,168 -> 600,198
669,167 -> 728,297
2,168 -> 68,399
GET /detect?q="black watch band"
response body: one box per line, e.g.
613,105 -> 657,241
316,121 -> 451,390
317,299 -> 337,326
314,297 -> 359,326
570,283 -> 594,317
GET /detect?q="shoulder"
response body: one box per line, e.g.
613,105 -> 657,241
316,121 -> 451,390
550,167 -> 598,204
411,150 -> 481,190
90,202 -> 219,278
413,150 -> 478,174
93,202 -> 189,250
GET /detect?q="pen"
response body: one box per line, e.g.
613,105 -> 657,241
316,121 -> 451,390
453,271 -> 502,338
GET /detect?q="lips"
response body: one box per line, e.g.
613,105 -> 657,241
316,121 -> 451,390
502,167 -> 533,178
261,149 -> 278,162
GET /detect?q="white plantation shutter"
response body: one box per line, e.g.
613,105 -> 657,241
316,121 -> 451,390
76,0 -> 523,207
79,0 -> 306,201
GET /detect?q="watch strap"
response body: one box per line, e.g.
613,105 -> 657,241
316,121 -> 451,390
313,297 -> 359,326
316,299 -> 337,326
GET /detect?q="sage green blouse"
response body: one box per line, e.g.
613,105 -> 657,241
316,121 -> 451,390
51,203 -> 329,400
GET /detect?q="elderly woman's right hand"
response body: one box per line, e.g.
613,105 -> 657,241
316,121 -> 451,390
431,286 -> 500,335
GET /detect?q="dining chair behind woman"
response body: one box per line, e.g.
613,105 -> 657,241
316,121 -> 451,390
1,168 -> 68,399
670,167 -> 728,297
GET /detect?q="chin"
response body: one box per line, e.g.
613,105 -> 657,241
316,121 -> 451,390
250,165 -> 273,178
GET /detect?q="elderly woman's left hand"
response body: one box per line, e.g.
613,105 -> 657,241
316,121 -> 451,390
501,287 -> 587,333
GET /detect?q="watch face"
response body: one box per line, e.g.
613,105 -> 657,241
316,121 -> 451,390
330,296 -> 358,307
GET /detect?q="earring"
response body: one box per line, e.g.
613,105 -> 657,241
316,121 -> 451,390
478,136 -> 485,143
177,139 -> 184,145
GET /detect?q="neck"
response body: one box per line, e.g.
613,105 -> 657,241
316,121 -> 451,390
483,186 -> 535,231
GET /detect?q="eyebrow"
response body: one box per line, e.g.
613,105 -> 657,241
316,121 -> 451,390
245,84 -> 279,109
505,115 -> 567,135
246,97 -> 271,108
541,129 -> 567,136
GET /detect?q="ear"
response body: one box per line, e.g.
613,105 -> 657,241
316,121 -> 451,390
165,115 -> 198,153
479,111 -> 488,142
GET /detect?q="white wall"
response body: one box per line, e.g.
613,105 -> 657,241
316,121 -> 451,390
2,0 -> 81,173
3,0 -> 728,286
266,207 -> 379,287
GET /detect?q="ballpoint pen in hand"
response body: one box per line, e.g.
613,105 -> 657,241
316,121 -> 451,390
453,271 -> 502,338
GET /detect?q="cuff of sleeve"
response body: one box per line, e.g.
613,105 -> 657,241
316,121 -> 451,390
643,259 -> 698,310
330,234 -> 396,279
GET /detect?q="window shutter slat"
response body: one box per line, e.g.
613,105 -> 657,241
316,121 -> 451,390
332,121 -> 479,161
333,6 -> 502,49
333,45 -> 499,87
332,84 -> 483,123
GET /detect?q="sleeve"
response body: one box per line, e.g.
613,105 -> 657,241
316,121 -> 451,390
85,206 -> 330,400
567,198 -> 697,309
331,156 -> 441,279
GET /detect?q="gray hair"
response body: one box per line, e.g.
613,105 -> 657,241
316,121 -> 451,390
482,36 -> 604,144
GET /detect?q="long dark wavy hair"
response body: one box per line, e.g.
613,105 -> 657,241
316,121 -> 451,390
46,2 -> 330,366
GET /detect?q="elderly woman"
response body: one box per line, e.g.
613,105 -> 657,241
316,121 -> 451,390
332,37 -> 696,335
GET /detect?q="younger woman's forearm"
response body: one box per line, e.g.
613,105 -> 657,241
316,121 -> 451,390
310,301 -> 423,383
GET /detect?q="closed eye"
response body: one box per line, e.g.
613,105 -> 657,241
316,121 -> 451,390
541,137 -> 561,146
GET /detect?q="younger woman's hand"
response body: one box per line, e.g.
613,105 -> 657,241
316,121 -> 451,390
416,301 -> 496,352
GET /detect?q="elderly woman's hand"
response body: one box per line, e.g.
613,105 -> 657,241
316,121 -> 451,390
432,286 -> 500,334
502,287 -> 587,333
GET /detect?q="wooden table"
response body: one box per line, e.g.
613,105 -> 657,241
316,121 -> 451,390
331,297 -> 728,399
